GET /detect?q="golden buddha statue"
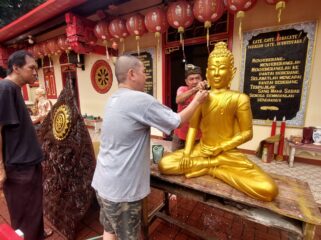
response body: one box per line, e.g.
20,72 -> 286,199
159,42 -> 278,202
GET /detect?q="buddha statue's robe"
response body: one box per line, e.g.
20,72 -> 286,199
159,90 -> 278,201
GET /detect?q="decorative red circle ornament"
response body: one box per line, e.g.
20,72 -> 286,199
91,60 -> 113,94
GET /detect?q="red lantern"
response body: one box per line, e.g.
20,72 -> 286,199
126,13 -> 147,54
94,20 -> 112,41
144,8 -> 168,50
145,8 -> 168,39
47,39 -> 60,55
224,0 -> 257,40
265,0 -> 288,22
41,42 -> 50,56
167,0 -> 194,33
224,0 -> 256,14
167,0 -> 194,61
109,18 -> 129,53
94,20 -> 112,59
87,31 -> 97,46
32,44 -> 43,58
57,35 -> 71,53
193,0 -> 225,47
109,18 -> 129,39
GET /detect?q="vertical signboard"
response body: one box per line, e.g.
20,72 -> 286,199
43,67 -> 57,99
240,21 -> 316,126
129,48 -> 156,96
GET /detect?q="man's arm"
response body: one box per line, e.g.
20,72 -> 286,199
178,90 -> 208,126
176,87 -> 198,104
0,125 -> 6,189
176,81 -> 207,104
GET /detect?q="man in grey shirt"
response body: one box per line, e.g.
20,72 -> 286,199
92,55 -> 208,240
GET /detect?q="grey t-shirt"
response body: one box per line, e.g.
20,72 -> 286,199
92,88 -> 181,202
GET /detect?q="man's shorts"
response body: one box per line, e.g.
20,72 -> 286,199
96,193 -> 142,240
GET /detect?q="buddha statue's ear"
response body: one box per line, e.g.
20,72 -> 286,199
232,67 -> 237,79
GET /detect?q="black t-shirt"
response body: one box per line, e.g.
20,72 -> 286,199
0,79 -> 43,166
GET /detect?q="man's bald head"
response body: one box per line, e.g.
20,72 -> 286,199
115,55 -> 142,84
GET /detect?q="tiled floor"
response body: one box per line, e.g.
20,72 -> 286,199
1,139 -> 321,239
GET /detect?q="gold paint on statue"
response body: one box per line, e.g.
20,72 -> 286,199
53,104 -> 71,141
159,42 -> 278,201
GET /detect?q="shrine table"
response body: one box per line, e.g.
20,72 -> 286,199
142,164 -> 321,240
286,139 -> 321,167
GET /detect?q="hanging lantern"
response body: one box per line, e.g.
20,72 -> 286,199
87,31 -> 97,46
94,20 -> 112,59
42,41 -> 54,66
109,18 -> 128,54
32,44 -> 43,59
57,35 -> 71,53
41,42 -> 50,57
126,13 -> 147,55
144,8 -> 168,48
167,0 -> 194,62
265,0 -> 288,23
57,36 -> 71,63
47,39 -> 60,56
224,0 -> 257,41
193,0 -> 225,49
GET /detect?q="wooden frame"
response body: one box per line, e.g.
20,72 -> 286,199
142,164 -> 321,240
240,21 -> 317,127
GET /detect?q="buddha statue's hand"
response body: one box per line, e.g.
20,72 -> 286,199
179,154 -> 193,171
200,145 -> 223,157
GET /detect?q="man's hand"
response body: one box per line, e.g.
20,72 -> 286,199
193,89 -> 209,104
196,80 -> 208,91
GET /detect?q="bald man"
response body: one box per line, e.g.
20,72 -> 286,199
91,55 -> 208,240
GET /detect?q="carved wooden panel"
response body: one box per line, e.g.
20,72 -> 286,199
38,79 -> 96,239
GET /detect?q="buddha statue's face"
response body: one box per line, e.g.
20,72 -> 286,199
206,56 -> 233,90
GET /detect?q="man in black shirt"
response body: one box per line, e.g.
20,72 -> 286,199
0,50 -> 47,240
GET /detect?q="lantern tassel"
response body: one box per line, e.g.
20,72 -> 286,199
178,28 -> 186,62
276,1 -> 286,23
66,51 -> 70,64
120,38 -> 125,54
104,40 -> 110,60
236,11 -> 245,45
136,36 -> 140,55
155,32 -> 160,53
204,21 -> 211,53
206,28 -> 210,53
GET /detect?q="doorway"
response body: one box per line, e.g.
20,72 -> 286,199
166,43 -> 209,112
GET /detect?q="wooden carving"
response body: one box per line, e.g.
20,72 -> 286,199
65,12 -> 96,54
38,79 -> 96,239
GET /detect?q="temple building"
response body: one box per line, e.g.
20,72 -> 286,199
1,0 -> 321,239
